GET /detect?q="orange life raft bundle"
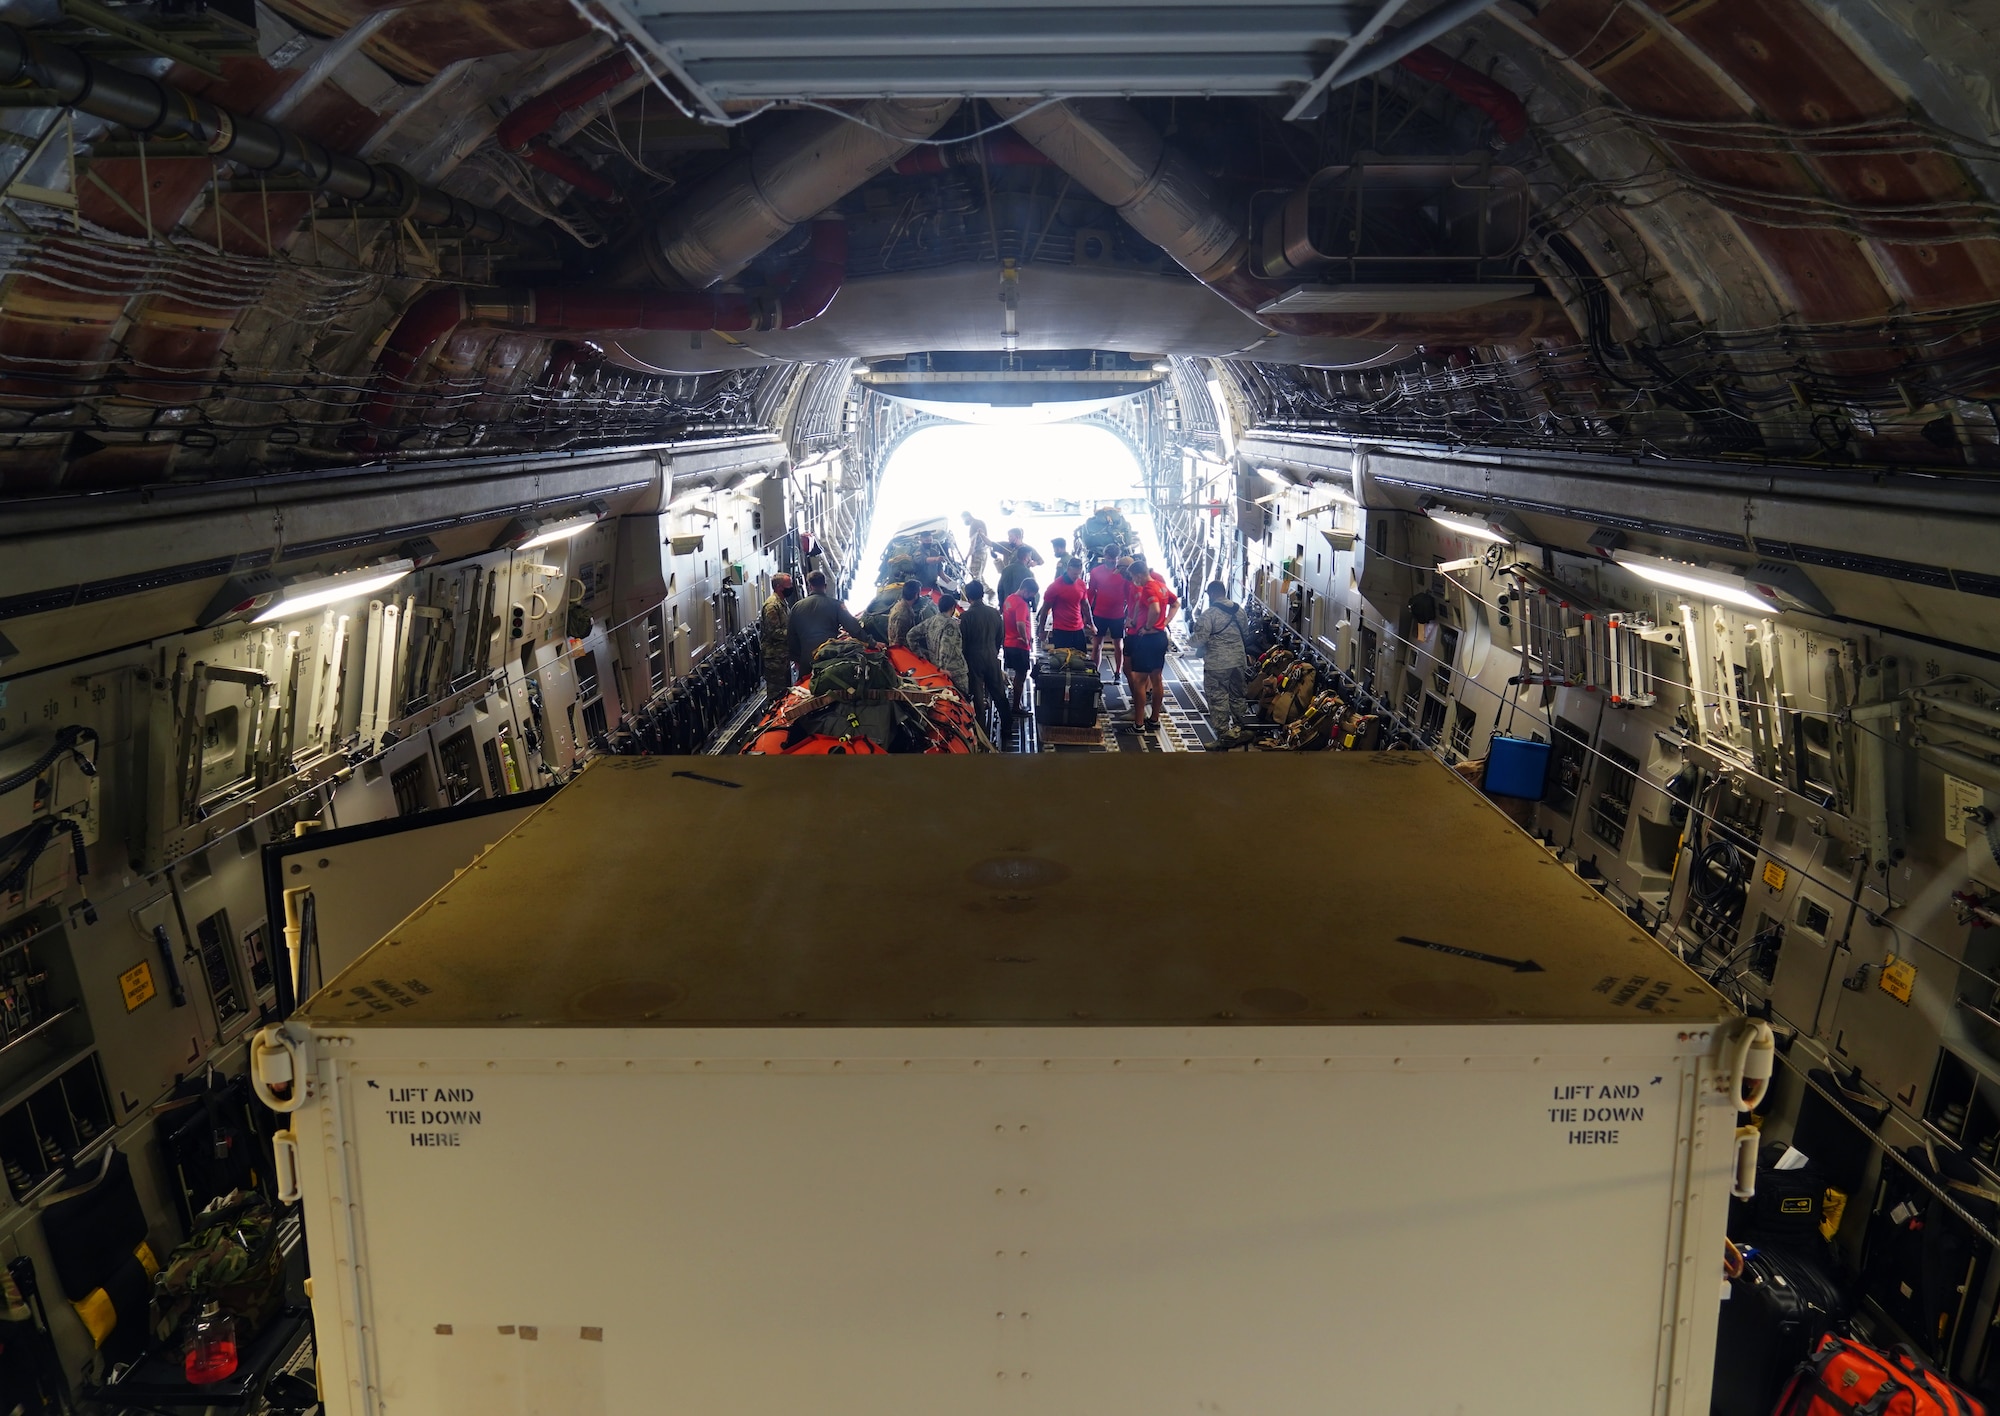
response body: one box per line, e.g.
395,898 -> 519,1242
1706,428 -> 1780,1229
742,643 -> 986,755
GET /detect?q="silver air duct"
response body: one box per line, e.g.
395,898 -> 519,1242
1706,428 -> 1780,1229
989,95 -> 1568,343
648,98 -> 961,288
985,96 -> 1238,285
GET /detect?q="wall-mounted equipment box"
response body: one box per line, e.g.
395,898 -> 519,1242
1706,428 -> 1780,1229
258,755 -> 1740,1416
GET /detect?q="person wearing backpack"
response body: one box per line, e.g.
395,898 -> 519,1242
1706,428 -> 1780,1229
1187,579 -> 1253,746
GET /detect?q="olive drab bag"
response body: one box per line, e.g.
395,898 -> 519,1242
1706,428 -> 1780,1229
809,637 -> 896,696
1045,647 -> 1094,673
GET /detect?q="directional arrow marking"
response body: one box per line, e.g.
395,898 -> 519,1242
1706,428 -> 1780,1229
1395,935 -> 1545,974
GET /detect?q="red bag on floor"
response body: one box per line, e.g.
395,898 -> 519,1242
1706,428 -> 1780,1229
1774,1335 -> 1986,1416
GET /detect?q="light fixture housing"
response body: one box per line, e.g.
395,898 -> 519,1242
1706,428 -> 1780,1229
494,502 -> 608,552
1611,551 -> 1780,612
1422,503 -> 1509,544
198,570 -> 285,628
249,559 -> 416,624
1746,561 -> 1833,615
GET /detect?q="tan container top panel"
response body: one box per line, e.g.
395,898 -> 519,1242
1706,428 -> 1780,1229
305,754 -> 1731,1028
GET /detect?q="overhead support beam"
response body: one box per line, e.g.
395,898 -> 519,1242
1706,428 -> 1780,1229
1288,0 -> 1506,116
1281,0 -> 1414,121
605,1 -> 1376,100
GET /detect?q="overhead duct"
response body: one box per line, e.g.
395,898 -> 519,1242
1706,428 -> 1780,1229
988,96 -> 1567,342
0,23 -> 547,252
644,97 -> 962,287
357,222 -> 847,435
365,98 -> 958,429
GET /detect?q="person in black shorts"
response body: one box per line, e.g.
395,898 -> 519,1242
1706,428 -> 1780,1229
1002,577 -> 1039,717
1037,557 -> 1091,655
1122,556 -> 1178,732
1087,550 -> 1129,679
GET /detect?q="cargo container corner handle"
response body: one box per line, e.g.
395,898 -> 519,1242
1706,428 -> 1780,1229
1721,1018 -> 1775,1113
251,1026 -> 311,1113
272,1130 -> 301,1204
1731,1127 -> 1760,1200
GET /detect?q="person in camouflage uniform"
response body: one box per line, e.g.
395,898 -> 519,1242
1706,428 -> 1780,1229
905,590 -> 969,697
760,573 -> 799,696
1187,579 -> 1253,744
960,512 -> 991,586
885,579 -> 936,647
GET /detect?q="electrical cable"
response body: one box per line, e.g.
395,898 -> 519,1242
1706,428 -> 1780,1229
0,817 -> 87,898
0,726 -> 98,797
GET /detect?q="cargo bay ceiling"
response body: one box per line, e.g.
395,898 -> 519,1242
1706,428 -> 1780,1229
1,0 -> 1998,489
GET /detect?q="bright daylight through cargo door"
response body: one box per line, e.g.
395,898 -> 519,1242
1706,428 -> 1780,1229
848,422 -> 1154,615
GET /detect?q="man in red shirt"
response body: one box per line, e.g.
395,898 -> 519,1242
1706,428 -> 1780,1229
1123,556 -> 1179,734
1086,551 -> 1130,679
1002,576 -> 1039,719
1036,557 -> 1090,656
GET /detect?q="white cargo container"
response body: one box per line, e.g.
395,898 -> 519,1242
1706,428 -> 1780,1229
254,754 -> 1748,1416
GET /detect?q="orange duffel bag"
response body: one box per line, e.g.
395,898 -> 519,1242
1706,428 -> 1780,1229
1775,1335 -> 1985,1416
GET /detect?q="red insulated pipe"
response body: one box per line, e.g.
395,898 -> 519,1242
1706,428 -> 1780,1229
525,223 -> 847,332
496,53 -> 636,203
1396,45 -> 1528,144
355,222 -> 848,436
356,286 -> 471,433
520,143 -> 619,202
496,53 -> 636,153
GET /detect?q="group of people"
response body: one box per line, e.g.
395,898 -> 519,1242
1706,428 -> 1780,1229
964,512 -> 1183,735
759,511 -> 1255,745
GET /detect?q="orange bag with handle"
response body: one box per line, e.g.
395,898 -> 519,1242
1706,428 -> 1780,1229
1775,1335 -> 1985,1416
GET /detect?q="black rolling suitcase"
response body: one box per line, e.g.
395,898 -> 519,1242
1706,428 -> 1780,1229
1712,1246 -> 1849,1416
1033,661 -> 1102,727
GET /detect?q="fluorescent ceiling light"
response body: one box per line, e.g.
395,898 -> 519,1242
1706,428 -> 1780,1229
518,512 -> 601,550
1423,506 -> 1509,544
252,559 -> 414,623
1612,551 -> 1779,612
1151,361 -> 1172,373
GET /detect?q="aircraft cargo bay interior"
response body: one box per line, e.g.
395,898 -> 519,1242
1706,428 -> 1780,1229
0,1 -> 1997,1412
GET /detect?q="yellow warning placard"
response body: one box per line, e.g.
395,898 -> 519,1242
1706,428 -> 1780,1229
1879,955 -> 1916,1006
1762,860 -> 1788,892
119,961 -> 156,1012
